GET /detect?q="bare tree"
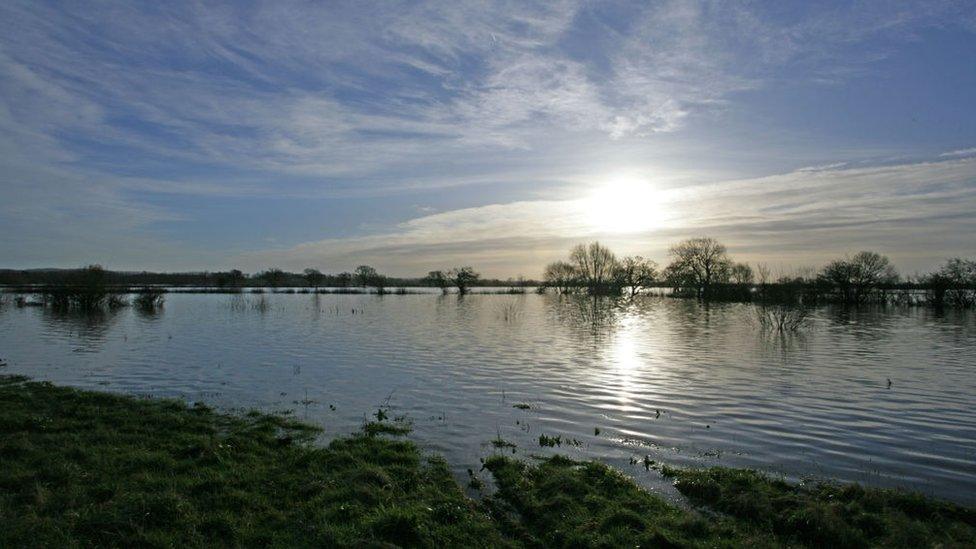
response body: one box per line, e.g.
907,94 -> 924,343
818,251 -> 898,304
617,256 -> 658,297
354,265 -> 378,287
543,261 -> 578,294
664,237 -> 733,299
569,242 -> 619,295
730,262 -> 754,285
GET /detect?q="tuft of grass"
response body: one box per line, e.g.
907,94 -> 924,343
538,434 -> 561,447
512,403 -> 531,410
0,376 -> 506,547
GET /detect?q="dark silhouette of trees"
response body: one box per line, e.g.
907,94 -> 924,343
925,257 -> 976,307
730,263 -> 754,285
303,268 -> 325,289
543,261 -> 577,294
258,268 -> 286,288
42,265 -> 110,311
664,238 -> 732,299
447,267 -> 479,295
570,242 -> 619,295
354,265 -> 378,287
422,270 -> 449,293
818,251 -> 898,304
617,256 -> 657,297
336,272 -> 352,287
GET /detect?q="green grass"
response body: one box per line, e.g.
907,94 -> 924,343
662,466 -> 976,548
2,375 -> 974,548
0,376 -> 505,547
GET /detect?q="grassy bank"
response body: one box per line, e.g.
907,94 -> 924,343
2,376 -> 974,548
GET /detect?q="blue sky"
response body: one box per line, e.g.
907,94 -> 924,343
1,1 -> 975,277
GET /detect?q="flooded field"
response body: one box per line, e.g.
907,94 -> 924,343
1,291 -> 974,504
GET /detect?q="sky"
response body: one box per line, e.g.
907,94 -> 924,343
1,1 -> 975,278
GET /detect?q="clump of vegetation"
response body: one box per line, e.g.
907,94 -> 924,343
754,303 -> 812,332
497,299 -> 523,322
512,403 -> 531,410
0,376 -> 504,547
134,287 -> 166,310
662,466 -> 976,548
538,434 -> 562,447
41,265 -> 112,312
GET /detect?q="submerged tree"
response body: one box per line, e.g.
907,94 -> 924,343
570,242 -> 620,295
258,268 -> 286,288
818,251 -> 898,304
664,238 -> 732,299
448,266 -> 480,295
925,257 -> 976,307
616,256 -> 658,297
422,270 -> 450,293
354,265 -> 378,287
303,268 -> 325,289
543,260 -> 578,294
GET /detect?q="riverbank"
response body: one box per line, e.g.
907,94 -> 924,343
2,376 -> 973,547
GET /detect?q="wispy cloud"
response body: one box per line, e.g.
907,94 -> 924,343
242,156 -> 976,276
0,1 -> 974,270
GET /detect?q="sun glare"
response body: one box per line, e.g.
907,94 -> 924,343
585,175 -> 662,234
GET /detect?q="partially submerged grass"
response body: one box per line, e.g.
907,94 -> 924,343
2,375 -> 973,548
482,454 -> 754,547
662,466 -> 976,548
0,376 -> 504,547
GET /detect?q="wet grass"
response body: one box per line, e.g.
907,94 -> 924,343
662,466 -> 976,548
0,376 -> 505,547
2,375 -> 973,548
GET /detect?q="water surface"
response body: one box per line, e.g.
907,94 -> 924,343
1,292 -> 974,504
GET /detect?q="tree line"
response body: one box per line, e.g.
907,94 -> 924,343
543,238 -> 976,307
0,265 -> 517,294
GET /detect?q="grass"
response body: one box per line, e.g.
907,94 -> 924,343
662,466 -> 976,548
2,375 -> 974,548
0,376 -> 505,547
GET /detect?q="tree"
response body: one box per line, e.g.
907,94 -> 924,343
818,251 -> 898,304
447,266 -> 480,295
422,270 -> 449,293
303,268 -> 325,289
569,242 -> 619,295
730,262 -> 754,285
258,268 -> 286,288
336,272 -> 352,287
664,237 -> 732,299
227,269 -> 245,287
616,256 -> 658,297
543,261 -> 578,294
354,265 -> 378,287
925,257 -> 976,307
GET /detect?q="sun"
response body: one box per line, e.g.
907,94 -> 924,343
585,175 -> 662,234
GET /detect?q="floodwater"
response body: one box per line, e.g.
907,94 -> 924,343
1,291 -> 974,504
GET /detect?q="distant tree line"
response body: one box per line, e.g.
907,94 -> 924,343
542,238 -> 976,307
3,242 -> 975,308
0,266 -> 518,292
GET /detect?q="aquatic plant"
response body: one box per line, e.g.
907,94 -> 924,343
754,303 -> 812,332
133,286 -> 166,311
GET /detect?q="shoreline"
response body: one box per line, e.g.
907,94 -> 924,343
2,375 -> 974,547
